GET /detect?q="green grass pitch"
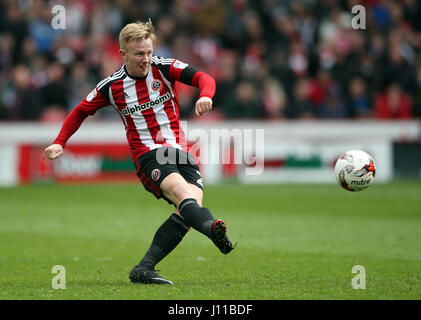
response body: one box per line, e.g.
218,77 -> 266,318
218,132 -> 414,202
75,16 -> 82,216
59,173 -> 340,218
0,181 -> 420,300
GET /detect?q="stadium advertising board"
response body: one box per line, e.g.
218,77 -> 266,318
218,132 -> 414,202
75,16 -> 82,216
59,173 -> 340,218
0,121 -> 419,186
233,142 -> 391,184
16,142 -> 202,184
17,143 -> 136,184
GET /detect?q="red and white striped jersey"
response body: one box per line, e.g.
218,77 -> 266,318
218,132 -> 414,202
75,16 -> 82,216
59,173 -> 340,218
53,56 -> 216,162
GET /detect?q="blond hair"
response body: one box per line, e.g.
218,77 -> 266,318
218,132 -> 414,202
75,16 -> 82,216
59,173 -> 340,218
119,19 -> 156,50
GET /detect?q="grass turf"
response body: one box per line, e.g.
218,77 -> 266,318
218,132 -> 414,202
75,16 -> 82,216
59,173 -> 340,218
0,181 -> 420,300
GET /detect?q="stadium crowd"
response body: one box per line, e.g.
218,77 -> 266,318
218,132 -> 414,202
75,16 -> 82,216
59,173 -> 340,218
1,0 -> 421,122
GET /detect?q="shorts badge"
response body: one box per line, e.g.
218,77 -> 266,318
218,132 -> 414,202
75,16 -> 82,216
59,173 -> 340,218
151,169 -> 161,181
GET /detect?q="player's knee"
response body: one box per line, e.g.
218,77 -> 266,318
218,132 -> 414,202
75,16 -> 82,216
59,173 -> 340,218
164,183 -> 194,206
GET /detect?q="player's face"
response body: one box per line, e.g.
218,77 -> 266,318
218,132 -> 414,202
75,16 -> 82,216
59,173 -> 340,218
121,38 -> 153,78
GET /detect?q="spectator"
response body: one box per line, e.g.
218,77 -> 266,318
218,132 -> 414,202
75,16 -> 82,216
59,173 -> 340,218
261,77 -> 287,119
285,77 -> 315,119
222,80 -> 262,118
40,62 -> 68,120
1,64 -> 42,120
348,77 -> 373,119
383,33 -> 417,93
193,0 -> 228,37
213,51 -> 238,111
411,91 -> 421,119
308,69 -> 337,111
1,1 -> 28,65
318,92 -> 349,119
67,60 -> 96,110
28,2 -> 59,53
0,33 -> 14,84
374,83 -> 412,119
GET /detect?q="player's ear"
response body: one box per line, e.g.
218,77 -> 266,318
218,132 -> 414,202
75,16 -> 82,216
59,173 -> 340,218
119,49 -> 126,60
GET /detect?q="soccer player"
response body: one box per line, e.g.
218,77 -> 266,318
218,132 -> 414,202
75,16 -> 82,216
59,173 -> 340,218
44,20 -> 234,285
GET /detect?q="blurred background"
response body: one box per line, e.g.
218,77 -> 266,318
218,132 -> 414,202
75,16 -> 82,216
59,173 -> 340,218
0,0 -> 421,185
2,0 -> 421,121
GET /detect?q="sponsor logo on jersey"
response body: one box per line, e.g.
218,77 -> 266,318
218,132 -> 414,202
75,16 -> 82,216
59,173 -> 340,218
86,89 -> 97,102
122,92 -> 171,116
173,60 -> 188,69
151,169 -> 161,181
151,79 -> 162,91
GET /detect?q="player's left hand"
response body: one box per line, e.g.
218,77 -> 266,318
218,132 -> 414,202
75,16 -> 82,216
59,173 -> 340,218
195,97 -> 213,116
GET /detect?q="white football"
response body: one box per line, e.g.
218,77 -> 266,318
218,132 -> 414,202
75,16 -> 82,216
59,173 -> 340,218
334,150 -> 376,192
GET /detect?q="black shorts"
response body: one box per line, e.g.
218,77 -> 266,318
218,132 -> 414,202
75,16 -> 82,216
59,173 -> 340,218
134,147 -> 203,205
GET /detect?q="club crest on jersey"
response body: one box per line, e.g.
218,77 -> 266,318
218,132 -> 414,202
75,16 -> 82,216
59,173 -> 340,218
151,79 -> 162,91
151,169 -> 161,181
121,92 -> 171,116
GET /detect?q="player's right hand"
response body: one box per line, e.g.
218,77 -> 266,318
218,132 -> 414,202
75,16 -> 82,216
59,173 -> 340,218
44,144 -> 64,160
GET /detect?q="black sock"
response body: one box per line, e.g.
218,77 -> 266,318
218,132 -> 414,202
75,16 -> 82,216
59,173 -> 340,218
178,198 -> 215,238
138,213 -> 189,270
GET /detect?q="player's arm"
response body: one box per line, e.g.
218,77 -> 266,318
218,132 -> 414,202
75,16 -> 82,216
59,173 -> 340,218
191,71 -> 215,116
44,88 -> 110,160
169,60 -> 216,116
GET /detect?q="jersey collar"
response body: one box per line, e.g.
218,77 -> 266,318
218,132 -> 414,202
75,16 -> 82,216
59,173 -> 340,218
124,65 -> 149,80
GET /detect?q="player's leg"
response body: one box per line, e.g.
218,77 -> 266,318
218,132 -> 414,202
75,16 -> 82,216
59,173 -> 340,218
130,148 -> 232,285
161,172 -> 234,254
161,173 -> 216,236
175,183 -> 234,255
174,182 -> 202,214
130,151 -> 188,284
134,177 -> 200,275
129,212 -> 189,284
